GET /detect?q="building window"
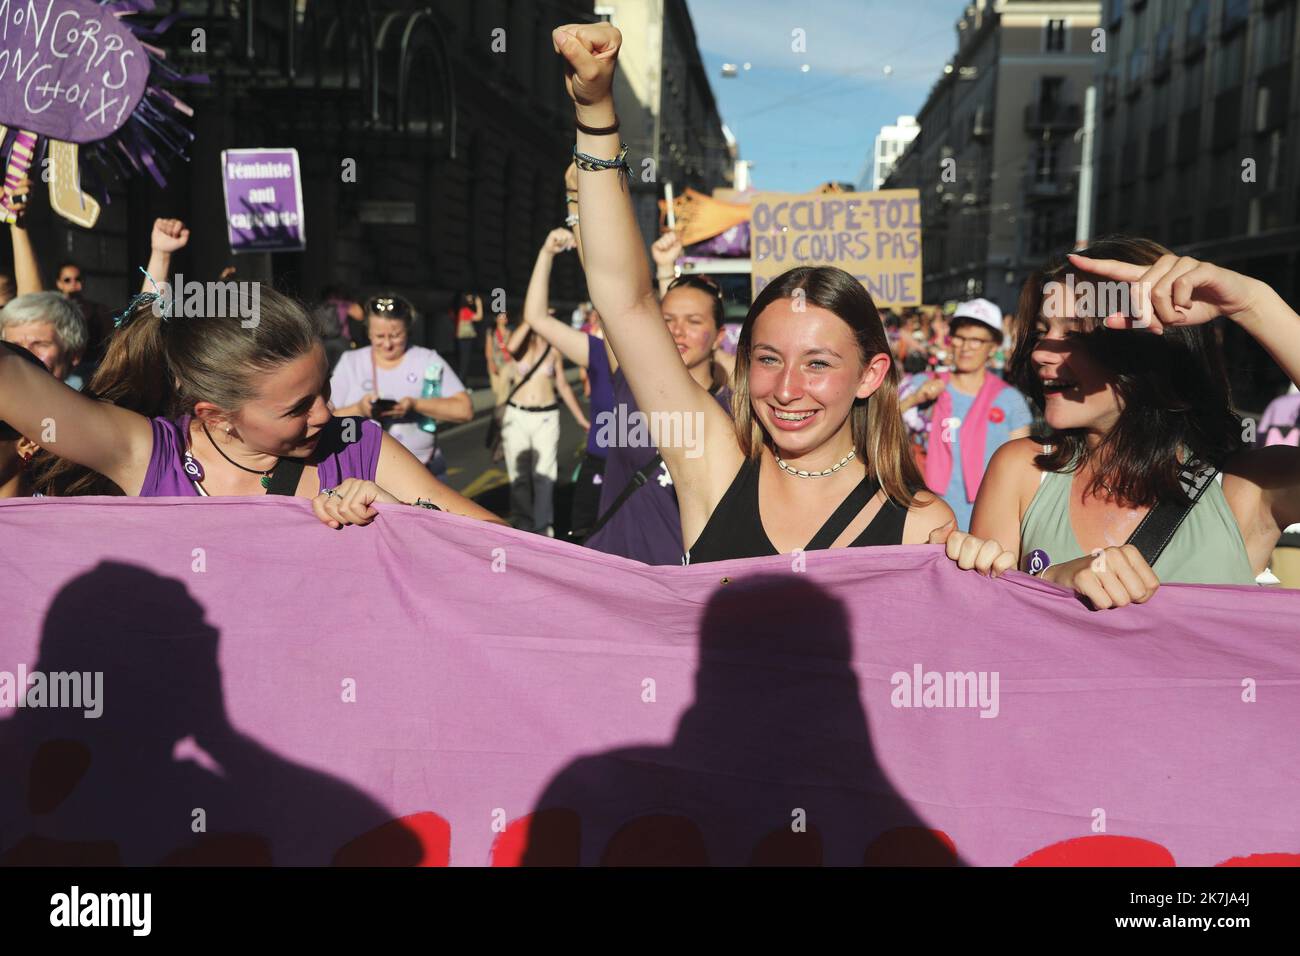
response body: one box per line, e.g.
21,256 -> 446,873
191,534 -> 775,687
1186,0 -> 1209,55
1034,142 -> 1060,182
1038,76 -> 1065,114
1044,18 -> 1068,52
1183,57 -> 1205,109
1215,32 -> 1244,93
1257,1 -> 1296,72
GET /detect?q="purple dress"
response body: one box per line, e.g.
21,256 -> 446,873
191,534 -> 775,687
584,371 -> 732,565
139,415 -> 383,496
585,335 -> 616,460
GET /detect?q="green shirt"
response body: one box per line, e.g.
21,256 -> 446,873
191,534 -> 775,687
1020,453 -> 1257,586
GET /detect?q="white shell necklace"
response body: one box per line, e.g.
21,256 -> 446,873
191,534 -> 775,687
776,449 -> 857,479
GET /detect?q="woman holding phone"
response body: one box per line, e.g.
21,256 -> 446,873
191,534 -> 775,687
329,293 -> 471,478
552,22 -> 954,563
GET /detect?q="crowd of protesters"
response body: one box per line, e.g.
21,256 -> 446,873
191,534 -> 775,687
2,20 -> 1299,605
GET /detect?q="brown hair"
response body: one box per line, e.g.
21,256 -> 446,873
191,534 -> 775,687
32,286 -> 319,496
732,266 -> 925,507
1007,235 -> 1244,506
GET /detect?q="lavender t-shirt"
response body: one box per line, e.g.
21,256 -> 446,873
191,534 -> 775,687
139,415 -> 382,496
330,346 -> 465,465
584,370 -> 732,566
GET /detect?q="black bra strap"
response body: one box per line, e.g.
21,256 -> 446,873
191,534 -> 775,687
804,475 -> 881,551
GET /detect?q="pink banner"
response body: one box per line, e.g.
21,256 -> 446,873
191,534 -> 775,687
1,497 -> 1297,866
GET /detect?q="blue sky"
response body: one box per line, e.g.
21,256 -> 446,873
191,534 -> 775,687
684,0 -> 963,192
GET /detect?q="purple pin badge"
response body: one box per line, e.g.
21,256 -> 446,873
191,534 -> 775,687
183,454 -> 205,483
1027,548 -> 1051,575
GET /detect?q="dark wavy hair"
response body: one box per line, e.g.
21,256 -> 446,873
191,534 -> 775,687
1008,235 -> 1244,506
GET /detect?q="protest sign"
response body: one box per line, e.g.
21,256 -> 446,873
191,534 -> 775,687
0,0 -> 197,227
0,0 -> 150,143
750,189 -> 922,307
221,147 -> 306,253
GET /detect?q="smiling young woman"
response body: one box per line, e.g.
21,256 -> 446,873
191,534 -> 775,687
552,21 -> 955,564
11,286 -> 504,530
939,236 -> 1300,607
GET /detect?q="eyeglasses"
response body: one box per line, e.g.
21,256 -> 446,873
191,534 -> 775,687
366,295 -> 412,320
950,334 -> 996,350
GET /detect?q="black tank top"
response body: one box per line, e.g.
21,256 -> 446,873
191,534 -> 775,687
684,456 -> 909,564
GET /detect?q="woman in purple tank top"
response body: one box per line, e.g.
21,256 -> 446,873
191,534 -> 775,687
5,286 -> 505,530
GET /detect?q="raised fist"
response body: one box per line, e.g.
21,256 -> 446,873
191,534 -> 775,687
552,23 -> 621,109
151,218 -> 190,254
651,231 -> 684,268
543,228 -> 576,256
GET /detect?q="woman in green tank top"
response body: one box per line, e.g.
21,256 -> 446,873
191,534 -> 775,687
931,237 -> 1300,608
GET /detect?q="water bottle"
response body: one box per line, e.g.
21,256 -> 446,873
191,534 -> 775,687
419,362 -> 443,434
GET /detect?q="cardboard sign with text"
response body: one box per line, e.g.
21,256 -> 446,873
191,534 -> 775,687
750,190 -> 922,307
221,148 -> 306,254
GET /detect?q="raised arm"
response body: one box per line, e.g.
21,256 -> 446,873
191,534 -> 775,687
6,177 -> 43,293
1072,252 -> 1300,386
1071,252 -> 1300,540
0,345 -> 153,494
142,218 -> 190,294
553,356 -> 589,430
505,321 -> 532,359
552,23 -> 734,489
524,229 -> 591,366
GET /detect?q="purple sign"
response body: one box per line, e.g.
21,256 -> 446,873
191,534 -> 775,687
221,147 -> 306,254
0,0 -> 150,143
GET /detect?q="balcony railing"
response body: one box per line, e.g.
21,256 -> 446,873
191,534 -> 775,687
1024,102 -> 1082,132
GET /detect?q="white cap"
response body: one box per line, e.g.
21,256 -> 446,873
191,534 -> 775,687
952,298 -> 1003,335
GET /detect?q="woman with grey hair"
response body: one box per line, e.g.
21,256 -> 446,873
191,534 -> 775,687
0,291 -> 88,387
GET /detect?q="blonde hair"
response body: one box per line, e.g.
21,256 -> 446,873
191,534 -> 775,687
733,267 -> 925,506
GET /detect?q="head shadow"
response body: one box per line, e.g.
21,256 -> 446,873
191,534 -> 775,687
0,561 -> 423,866
522,573 -> 964,866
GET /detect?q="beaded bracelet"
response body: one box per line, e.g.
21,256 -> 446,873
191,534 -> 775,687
573,143 -> 631,182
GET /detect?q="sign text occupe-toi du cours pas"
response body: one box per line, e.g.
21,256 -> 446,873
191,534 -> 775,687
221,148 -> 306,254
749,190 -> 922,307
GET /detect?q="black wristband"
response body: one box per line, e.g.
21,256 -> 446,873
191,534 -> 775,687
576,117 -> 620,136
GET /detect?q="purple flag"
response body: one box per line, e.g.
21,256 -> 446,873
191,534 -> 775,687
1,497 -> 1297,866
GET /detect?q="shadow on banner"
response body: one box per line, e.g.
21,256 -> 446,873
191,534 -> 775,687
520,574 -> 963,866
0,561 -> 421,866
